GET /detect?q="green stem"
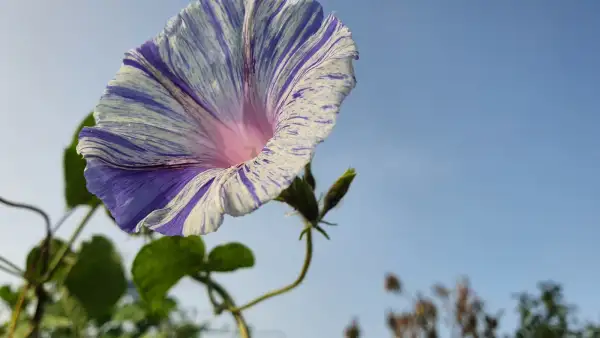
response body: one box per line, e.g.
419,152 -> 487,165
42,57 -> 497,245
7,284 -> 29,338
51,208 -> 76,233
232,223 -> 314,313
204,274 -> 223,314
44,204 -> 99,281
193,275 -> 251,338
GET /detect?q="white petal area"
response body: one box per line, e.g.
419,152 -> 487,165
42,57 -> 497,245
221,55 -> 357,217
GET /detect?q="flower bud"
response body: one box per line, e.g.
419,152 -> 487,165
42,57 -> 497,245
304,161 -> 316,191
322,168 -> 356,217
275,177 -> 319,222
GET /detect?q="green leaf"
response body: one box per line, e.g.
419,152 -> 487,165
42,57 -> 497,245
175,323 -> 204,338
41,314 -> 72,330
58,293 -> 88,335
64,112 -> 98,208
113,302 -> 147,323
0,284 -> 19,308
132,236 -> 205,311
206,242 -> 255,273
147,297 -> 177,321
139,297 -> 178,330
321,168 -> 357,217
65,236 -> 126,320
0,286 -> 32,313
25,238 -> 74,282
304,161 -> 316,191
275,177 -> 319,222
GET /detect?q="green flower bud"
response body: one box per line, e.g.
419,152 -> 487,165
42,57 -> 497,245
275,177 -> 319,223
304,161 -> 316,191
321,168 -> 356,217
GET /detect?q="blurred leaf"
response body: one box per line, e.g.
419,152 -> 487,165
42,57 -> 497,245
140,333 -> 169,338
175,323 -> 204,338
113,302 -> 147,323
0,284 -> 19,308
41,314 -> 71,330
65,236 -> 126,320
44,292 -> 89,335
25,238 -> 74,282
99,329 -> 129,338
206,242 -> 255,273
132,236 -> 205,311
146,297 -> 177,322
64,112 -> 98,208
322,168 -> 356,217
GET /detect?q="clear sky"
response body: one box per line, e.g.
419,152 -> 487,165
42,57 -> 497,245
1,1 -> 599,337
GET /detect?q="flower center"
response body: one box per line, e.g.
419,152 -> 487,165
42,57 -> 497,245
209,117 -> 273,168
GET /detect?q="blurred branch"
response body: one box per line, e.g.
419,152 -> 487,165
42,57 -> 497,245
0,196 -> 53,338
231,222 -> 314,313
0,264 -> 21,279
27,204 -> 98,337
193,274 -> 251,338
45,204 -> 99,281
0,256 -> 23,278
0,196 -> 51,235
27,235 -> 52,338
51,208 -> 76,233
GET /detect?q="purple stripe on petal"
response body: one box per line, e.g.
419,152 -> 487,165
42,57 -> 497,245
123,58 -> 160,83
201,1 -> 240,99
276,17 -> 337,103
255,0 -> 286,79
155,177 -> 216,236
105,85 -> 172,113
221,0 -> 243,30
271,1 -> 324,83
80,128 -> 146,152
320,73 -> 348,80
84,160 -> 204,234
137,41 -> 218,118
237,166 -> 260,205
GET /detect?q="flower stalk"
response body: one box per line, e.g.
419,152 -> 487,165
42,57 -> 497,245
232,221 -> 314,313
193,274 -> 252,338
44,204 -> 99,282
7,284 -> 28,338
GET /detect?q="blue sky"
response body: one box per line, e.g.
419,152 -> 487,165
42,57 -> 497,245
1,1 -> 599,337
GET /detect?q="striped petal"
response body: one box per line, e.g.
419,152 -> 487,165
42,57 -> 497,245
218,6 -> 358,217
78,0 -> 248,235
83,160 -> 218,235
249,0 -> 358,125
77,0 -> 358,236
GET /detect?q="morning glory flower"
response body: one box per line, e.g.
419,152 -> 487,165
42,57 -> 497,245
77,0 -> 358,236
